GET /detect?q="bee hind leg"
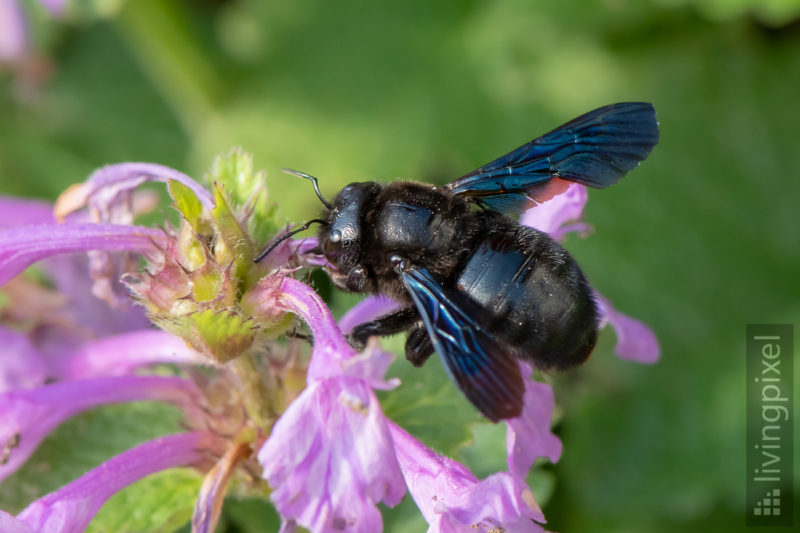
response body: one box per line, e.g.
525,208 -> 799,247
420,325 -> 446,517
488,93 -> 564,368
405,323 -> 434,367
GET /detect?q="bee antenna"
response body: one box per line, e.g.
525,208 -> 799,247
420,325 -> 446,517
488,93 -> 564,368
254,218 -> 328,263
280,168 -> 333,210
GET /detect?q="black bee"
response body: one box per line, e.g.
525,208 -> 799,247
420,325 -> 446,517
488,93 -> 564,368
257,102 -> 659,421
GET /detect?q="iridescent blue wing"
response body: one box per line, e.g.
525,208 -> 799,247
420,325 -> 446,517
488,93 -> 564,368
396,264 -> 524,421
447,102 -> 659,214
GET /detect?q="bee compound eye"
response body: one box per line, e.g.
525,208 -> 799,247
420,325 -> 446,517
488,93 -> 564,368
329,229 -> 342,243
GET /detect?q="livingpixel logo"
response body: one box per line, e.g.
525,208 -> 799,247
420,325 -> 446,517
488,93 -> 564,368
746,325 -> 794,527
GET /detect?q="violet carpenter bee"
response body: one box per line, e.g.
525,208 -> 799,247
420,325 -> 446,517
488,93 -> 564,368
256,102 -> 659,421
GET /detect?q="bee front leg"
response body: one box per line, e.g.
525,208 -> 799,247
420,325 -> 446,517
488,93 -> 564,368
405,323 -> 434,367
348,307 -> 419,351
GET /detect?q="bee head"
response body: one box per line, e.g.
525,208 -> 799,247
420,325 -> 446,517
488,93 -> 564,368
321,182 -> 381,274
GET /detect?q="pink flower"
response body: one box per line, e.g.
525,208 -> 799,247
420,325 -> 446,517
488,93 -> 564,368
391,422 -> 545,533
522,183 -> 660,363
0,326 -> 47,392
1,152 -> 653,532
0,160 -> 258,532
0,0 -> 67,71
505,368 -> 562,481
257,278 -> 406,533
0,0 -> 28,63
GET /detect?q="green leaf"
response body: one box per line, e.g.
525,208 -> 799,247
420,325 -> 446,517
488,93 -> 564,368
87,468 -> 202,533
216,496 -> 282,532
381,494 -> 427,533
377,335 -> 483,456
0,402 -> 185,514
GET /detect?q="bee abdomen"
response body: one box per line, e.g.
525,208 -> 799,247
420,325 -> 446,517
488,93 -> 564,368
456,223 -> 598,370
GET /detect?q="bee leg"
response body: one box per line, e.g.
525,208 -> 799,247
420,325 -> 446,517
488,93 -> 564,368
348,307 -> 419,351
405,323 -> 434,367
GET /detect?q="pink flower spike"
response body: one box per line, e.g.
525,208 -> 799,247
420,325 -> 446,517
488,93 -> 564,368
389,421 -> 545,533
505,369 -> 562,480
520,183 -> 590,241
15,431 -> 217,533
595,295 -> 661,364
54,163 -> 213,223
338,295 -> 400,335
0,326 -> 47,393
51,329 -> 205,382
0,223 -> 166,286
0,375 -> 201,483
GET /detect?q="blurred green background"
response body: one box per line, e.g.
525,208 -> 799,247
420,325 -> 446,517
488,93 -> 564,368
2,0 -> 799,531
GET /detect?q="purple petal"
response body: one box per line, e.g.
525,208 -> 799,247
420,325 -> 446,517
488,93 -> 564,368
276,277 -> 354,366
0,326 -> 47,393
520,183 -> 589,241
55,163 -> 213,223
0,197 -> 54,229
276,278 -> 400,389
292,237 -> 329,268
0,223 -> 166,286
38,253 -> 151,337
595,294 -> 660,364
0,376 -> 201,482
505,370 -> 562,480
0,0 -> 27,62
0,511 -> 33,533
259,374 -> 405,532
51,329 -> 205,381
338,295 -> 400,335
389,422 -> 545,532
15,432 -> 216,533
278,518 -> 298,533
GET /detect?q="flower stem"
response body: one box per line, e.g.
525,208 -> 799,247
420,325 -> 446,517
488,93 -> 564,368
230,350 -> 276,430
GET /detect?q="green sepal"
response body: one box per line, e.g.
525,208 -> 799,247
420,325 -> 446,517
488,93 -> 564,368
255,311 -> 294,340
191,269 -> 223,303
211,182 -> 255,290
168,179 -> 206,234
208,148 -> 279,246
154,308 -> 257,364
175,223 -> 207,273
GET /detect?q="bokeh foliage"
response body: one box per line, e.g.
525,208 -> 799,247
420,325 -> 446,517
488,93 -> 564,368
2,0 -> 799,531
